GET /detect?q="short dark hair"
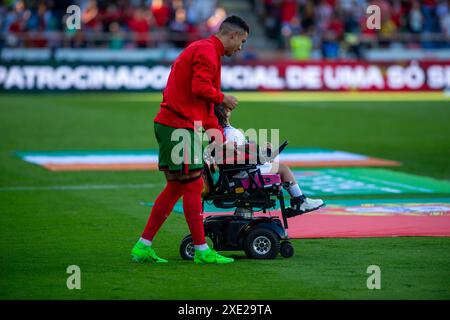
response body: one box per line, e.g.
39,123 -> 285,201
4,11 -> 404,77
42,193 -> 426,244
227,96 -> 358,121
219,15 -> 250,35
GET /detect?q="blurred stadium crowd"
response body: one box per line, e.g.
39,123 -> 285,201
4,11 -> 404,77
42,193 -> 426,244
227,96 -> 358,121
0,0 -> 225,49
0,0 -> 449,59
256,0 -> 450,58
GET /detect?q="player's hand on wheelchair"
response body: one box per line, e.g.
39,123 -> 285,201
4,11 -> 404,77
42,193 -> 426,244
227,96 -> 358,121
222,94 -> 238,111
204,140 -> 239,165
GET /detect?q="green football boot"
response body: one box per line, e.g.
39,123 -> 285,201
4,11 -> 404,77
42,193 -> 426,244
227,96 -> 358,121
194,248 -> 234,264
131,241 -> 168,263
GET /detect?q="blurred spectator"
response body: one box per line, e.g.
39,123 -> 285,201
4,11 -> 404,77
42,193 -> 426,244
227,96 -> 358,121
206,6 -> 226,34
422,0 -> 439,32
300,0 -> 315,31
328,11 -> 345,39
343,32 -> 363,59
151,0 -> 171,27
128,7 -> 152,48
27,2 -> 52,31
101,3 -> 123,32
409,0 -> 423,33
280,0 -> 299,26
437,0 -> 450,38
290,31 -> 312,60
338,0 -> 353,13
4,0 -> 28,47
262,0 -> 281,43
378,2 -> 398,46
390,0 -> 405,30
280,0 -> 301,49
169,7 -> 189,48
316,0 -> 333,33
27,2 -> 52,47
186,0 -> 217,25
109,21 -> 125,49
81,0 -> 100,31
322,30 -> 340,59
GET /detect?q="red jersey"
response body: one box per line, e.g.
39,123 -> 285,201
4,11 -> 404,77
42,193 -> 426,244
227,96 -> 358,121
154,35 -> 225,139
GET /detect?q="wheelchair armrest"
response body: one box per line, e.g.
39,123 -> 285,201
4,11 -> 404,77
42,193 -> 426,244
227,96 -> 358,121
220,164 -> 258,173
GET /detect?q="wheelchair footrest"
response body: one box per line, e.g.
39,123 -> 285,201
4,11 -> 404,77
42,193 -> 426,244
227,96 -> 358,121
285,207 -> 309,218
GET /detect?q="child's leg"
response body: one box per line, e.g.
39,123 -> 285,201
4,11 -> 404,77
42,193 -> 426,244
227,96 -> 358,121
273,163 -> 324,214
273,163 -> 303,198
276,163 -> 295,183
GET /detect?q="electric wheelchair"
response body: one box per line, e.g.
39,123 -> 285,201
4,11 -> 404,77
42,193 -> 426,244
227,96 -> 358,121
180,140 -> 303,260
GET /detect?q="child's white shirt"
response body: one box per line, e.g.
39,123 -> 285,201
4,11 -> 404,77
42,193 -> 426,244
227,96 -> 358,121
223,125 -> 278,175
223,125 -> 246,146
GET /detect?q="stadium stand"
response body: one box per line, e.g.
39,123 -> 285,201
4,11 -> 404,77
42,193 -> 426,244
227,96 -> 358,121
0,0 -> 449,60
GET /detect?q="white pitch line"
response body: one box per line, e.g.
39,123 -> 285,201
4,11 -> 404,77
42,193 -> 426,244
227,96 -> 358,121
358,176 -> 434,193
327,169 -> 434,193
0,183 -> 163,192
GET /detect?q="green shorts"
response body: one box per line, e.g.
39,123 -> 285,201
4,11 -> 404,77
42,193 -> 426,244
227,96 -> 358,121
154,122 -> 204,173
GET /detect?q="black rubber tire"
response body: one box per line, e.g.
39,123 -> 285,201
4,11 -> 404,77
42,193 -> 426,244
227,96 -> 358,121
280,241 -> 294,258
179,235 -> 195,260
244,228 -> 280,259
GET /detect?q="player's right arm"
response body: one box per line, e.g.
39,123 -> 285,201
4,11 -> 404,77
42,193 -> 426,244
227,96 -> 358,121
191,48 -> 238,110
191,47 -> 224,104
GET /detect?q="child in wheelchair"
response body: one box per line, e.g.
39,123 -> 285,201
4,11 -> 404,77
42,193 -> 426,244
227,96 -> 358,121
212,104 -> 325,216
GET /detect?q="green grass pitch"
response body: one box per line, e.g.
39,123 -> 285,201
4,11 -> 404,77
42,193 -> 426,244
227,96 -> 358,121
0,93 -> 449,299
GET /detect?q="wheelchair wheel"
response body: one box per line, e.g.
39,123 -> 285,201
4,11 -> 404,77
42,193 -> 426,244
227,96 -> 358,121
280,241 -> 294,258
180,235 -> 195,260
244,228 -> 280,259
